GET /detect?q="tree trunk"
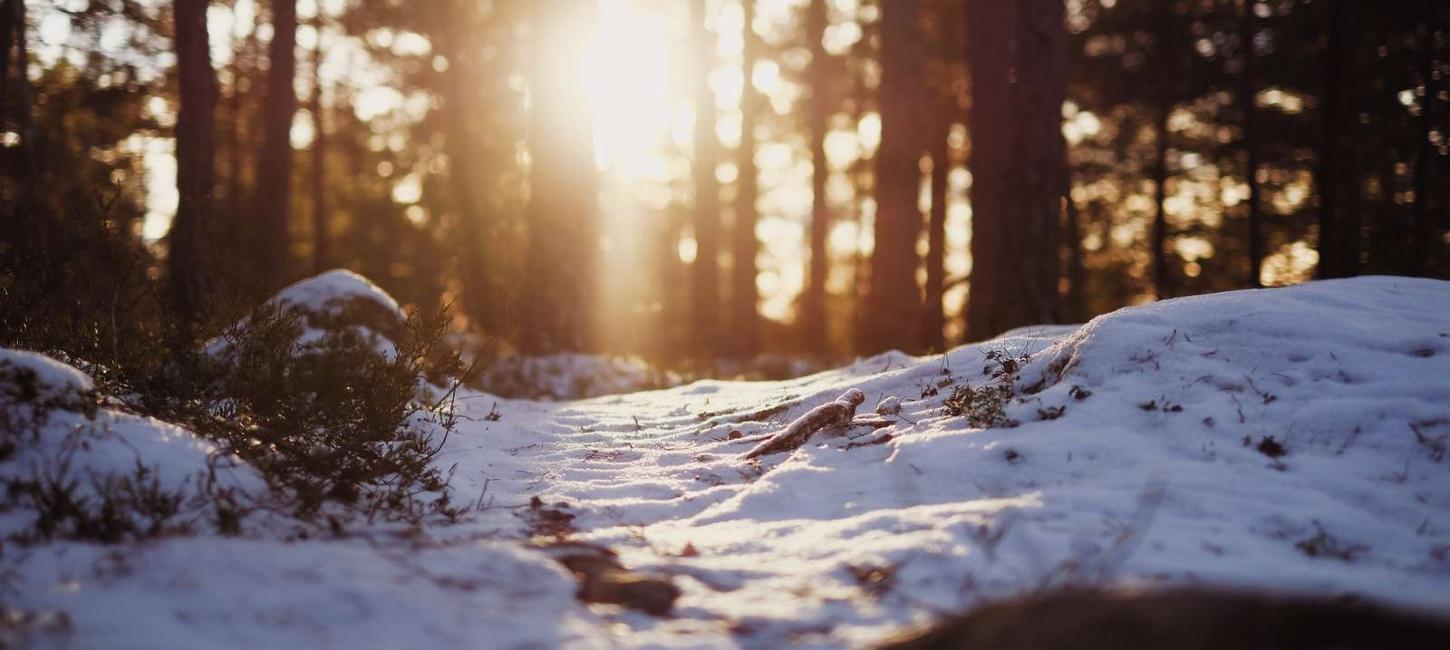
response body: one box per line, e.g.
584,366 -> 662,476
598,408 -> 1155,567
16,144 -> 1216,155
1063,191 -> 1087,323
964,0 -> 1065,341
863,0 -> 927,354
1240,0 -> 1263,287
1151,93 -> 1171,298
225,9 -> 253,223
0,0 -> 13,112
921,121 -> 948,353
256,0 -> 299,290
1150,1 -> 1177,298
434,1 -> 498,333
308,9 -> 327,275
800,0 -> 830,354
13,0 -> 36,194
731,0 -> 762,359
169,0 -> 217,330
690,0 -> 721,359
1315,0 -> 1341,278
1412,10 -> 1436,274
521,0 -> 598,353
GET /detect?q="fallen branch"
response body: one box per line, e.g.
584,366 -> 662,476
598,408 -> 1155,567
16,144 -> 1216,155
744,389 -> 865,459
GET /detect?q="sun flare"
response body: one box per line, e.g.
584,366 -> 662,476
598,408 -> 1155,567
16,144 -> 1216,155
582,1 -> 678,181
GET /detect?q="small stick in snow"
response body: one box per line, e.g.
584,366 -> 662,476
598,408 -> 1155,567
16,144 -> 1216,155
744,388 -> 865,459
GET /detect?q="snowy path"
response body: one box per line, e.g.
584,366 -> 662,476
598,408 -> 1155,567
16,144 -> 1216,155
428,276 -> 1450,647
9,276 -> 1450,648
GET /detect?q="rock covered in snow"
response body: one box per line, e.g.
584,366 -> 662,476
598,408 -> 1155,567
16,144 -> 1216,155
268,269 -> 408,343
205,269 -> 411,361
270,268 -> 404,318
0,348 -> 96,413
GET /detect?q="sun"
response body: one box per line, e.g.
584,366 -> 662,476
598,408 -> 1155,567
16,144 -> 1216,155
581,0 -> 678,182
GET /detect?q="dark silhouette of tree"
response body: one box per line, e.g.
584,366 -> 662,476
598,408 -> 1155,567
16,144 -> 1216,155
308,7 -> 328,275
863,0 -> 927,354
1149,1 -> 1186,299
922,125 -> 948,352
256,0 -> 299,290
1239,0 -> 1263,288
0,0 -> 14,112
1412,3 -> 1438,273
921,0 -> 966,352
1316,0 -> 1359,279
224,6 -> 255,225
730,0 -> 762,359
965,0 -> 1065,341
800,0 -> 830,354
168,0 -> 217,328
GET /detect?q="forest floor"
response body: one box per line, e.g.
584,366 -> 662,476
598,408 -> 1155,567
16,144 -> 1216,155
6,276 -> 1450,648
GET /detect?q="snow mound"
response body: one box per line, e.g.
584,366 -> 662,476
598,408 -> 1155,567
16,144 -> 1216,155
207,269 -> 410,360
1,347 -> 263,541
0,348 -> 96,407
270,268 -> 404,319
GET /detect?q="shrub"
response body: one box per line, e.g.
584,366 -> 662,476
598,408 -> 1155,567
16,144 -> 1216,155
2,211 -> 470,538
126,301 -> 468,528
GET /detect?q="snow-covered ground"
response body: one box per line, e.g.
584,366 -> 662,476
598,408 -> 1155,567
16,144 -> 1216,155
5,276 -> 1450,648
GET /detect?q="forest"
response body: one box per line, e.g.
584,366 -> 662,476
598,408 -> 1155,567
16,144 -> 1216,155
3,0 -> 1447,369
2,1 -> 1449,648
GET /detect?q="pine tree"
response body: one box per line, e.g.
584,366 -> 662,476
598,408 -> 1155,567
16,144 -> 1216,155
800,0 -> 830,354
169,0 -> 217,328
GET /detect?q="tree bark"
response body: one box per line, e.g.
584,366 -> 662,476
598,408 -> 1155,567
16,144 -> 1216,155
800,0 -> 830,354
169,0 -> 217,329
1240,0 -> 1263,287
964,0 -> 1065,341
256,0 -> 299,290
730,0 -> 762,358
308,8 -> 327,275
690,0 -> 721,359
863,0 -> 927,354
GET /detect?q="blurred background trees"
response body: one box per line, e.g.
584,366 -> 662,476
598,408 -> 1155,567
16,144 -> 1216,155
2,0 -> 1448,367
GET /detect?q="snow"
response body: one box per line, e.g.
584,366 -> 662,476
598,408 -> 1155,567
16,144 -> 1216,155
6,275 -> 1450,648
270,268 -> 404,318
0,348 -> 95,400
479,353 -> 682,400
205,268 -> 407,360
1,353 -> 264,541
